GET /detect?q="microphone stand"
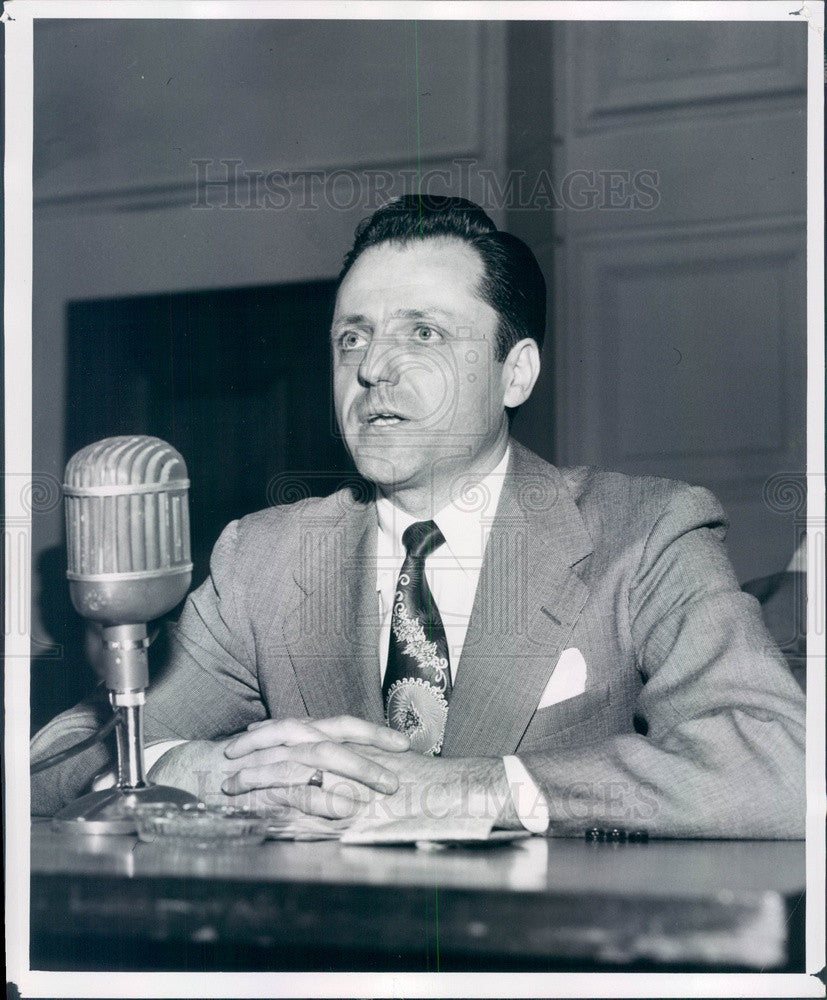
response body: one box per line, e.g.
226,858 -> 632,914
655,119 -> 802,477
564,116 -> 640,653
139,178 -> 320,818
52,623 -> 198,835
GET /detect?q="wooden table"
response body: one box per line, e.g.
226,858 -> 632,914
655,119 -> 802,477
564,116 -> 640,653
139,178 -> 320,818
30,822 -> 805,972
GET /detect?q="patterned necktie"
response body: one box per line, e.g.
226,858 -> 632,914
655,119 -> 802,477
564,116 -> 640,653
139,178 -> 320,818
383,520 -> 452,755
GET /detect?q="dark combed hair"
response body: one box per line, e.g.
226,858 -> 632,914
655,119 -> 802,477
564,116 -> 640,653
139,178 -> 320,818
338,195 -> 546,363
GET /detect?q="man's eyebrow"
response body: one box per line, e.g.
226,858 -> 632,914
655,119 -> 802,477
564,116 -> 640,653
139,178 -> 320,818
330,314 -> 371,331
388,307 -> 453,321
330,307 -> 455,333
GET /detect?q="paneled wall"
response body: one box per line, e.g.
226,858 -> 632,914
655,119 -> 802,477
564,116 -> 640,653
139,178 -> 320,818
509,21 -> 807,581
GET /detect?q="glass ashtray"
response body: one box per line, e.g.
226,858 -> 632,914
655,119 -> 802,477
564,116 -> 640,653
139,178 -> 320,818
134,801 -> 268,848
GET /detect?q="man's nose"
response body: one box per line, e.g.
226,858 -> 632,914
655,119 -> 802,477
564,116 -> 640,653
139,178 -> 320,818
358,336 -> 399,387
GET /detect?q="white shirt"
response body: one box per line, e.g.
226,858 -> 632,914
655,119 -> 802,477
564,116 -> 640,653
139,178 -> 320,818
375,447 -> 549,834
375,450 -> 510,681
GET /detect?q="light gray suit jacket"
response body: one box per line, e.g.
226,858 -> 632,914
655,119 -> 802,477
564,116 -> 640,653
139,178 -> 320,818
31,441 -> 806,836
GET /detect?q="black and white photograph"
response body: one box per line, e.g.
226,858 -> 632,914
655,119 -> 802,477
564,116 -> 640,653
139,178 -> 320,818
4,1 -> 825,996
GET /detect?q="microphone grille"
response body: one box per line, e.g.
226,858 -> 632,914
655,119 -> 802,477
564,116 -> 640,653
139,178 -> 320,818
65,435 -> 192,577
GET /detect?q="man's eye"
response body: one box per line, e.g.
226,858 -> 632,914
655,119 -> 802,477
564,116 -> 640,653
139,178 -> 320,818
414,325 -> 442,342
339,330 -> 367,350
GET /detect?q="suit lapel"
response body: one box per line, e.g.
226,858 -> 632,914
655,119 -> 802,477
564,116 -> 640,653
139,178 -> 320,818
281,444 -> 593,749
442,444 -> 593,756
282,492 -> 385,726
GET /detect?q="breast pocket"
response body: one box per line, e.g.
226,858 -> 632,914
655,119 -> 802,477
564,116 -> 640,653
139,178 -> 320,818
517,683 -> 612,753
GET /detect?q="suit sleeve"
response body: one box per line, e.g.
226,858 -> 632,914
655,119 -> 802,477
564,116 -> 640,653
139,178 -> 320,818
519,486 -> 807,838
30,520 -> 267,816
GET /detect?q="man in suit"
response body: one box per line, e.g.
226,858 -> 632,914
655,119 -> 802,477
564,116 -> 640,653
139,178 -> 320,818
31,196 -> 806,837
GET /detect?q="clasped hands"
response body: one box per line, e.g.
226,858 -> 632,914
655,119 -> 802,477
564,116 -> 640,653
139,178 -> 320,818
224,715 -> 414,820
149,715 -> 473,825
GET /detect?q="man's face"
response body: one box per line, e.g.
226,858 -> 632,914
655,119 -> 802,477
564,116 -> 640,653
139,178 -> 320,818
332,238 -> 509,501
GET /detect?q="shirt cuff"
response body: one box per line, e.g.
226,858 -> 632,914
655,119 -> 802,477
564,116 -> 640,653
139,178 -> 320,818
502,754 -> 550,833
90,739 -> 187,792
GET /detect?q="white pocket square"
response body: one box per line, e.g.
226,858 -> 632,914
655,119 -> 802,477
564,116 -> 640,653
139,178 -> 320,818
538,647 -> 588,709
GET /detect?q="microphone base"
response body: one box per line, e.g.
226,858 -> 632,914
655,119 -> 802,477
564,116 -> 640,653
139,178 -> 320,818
51,784 -> 199,836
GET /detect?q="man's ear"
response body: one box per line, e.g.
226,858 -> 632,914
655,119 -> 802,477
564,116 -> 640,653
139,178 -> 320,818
502,338 -> 541,408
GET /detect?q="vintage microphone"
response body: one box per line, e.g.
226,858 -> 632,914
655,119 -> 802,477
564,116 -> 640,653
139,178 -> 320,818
52,435 -> 200,833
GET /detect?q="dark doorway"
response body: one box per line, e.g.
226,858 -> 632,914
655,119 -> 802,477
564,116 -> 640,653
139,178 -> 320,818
33,279 -> 351,729
65,278 -> 351,585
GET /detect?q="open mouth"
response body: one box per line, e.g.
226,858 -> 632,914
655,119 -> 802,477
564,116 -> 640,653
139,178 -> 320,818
365,413 -> 406,426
